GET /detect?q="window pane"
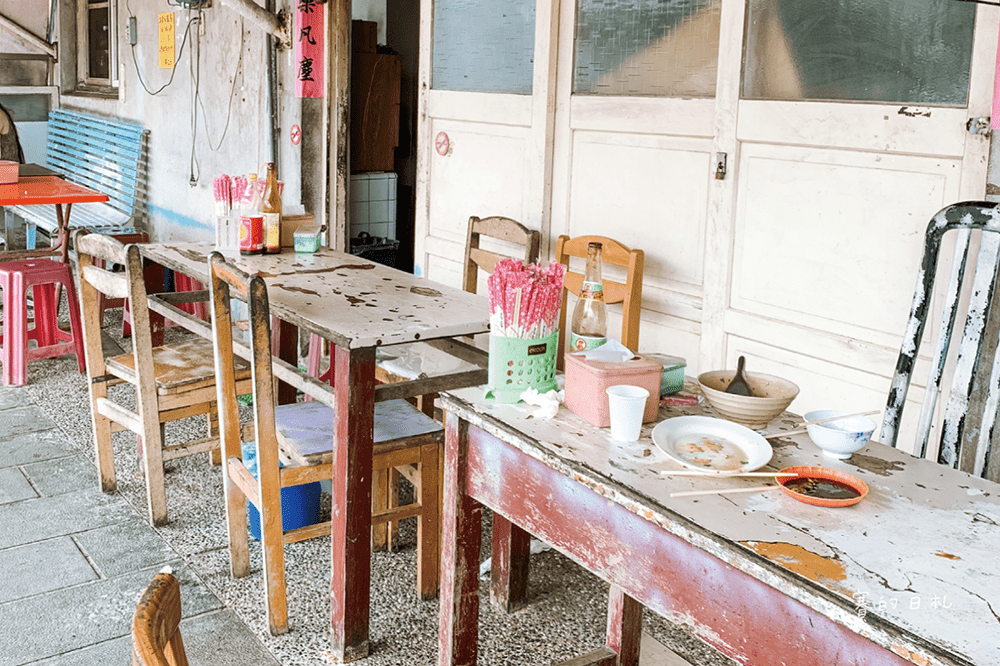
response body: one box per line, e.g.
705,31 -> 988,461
432,0 -> 535,94
743,0 -> 975,105
573,0 -> 721,98
88,5 -> 110,80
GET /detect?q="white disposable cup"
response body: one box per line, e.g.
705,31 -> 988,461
606,385 -> 650,442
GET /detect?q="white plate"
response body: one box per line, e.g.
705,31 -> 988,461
651,416 -> 773,473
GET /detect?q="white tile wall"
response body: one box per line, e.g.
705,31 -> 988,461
350,172 -> 397,241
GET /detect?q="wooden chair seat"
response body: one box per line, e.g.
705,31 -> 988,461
107,337 -> 251,395
209,251 -> 444,635
273,398 -> 443,466
75,231 -> 253,526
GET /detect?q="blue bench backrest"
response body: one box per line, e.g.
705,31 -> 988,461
45,109 -> 147,218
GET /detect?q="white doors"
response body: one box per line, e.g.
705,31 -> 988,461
418,0 -> 999,454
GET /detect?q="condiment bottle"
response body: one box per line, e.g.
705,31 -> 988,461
262,162 -> 282,254
570,241 -> 607,351
240,173 -> 264,255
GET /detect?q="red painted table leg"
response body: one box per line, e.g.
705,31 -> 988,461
439,411 -> 483,666
329,345 -> 375,662
490,515 -> 530,612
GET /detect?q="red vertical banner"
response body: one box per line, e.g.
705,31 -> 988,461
295,0 -> 324,98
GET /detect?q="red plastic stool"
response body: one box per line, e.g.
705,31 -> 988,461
0,258 -> 86,386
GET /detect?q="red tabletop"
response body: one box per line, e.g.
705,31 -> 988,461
0,175 -> 109,206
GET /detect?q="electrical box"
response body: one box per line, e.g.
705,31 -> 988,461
128,17 -> 137,45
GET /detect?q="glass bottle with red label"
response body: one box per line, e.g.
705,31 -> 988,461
570,241 -> 607,351
239,173 -> 264,255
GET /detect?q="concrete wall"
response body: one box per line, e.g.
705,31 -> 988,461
56,2 -> 300,242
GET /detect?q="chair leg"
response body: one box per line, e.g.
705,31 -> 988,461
416,441 -> 441,600
223,465 -> 251,579
372,468 -> 390,551
4,271 -> 27,386
141,419 -> 168,526
60,270 -> 86,373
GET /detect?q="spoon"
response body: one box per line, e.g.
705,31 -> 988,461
725,355 -> 754,396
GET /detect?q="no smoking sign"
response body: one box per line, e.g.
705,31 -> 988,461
290,124 -> 302,145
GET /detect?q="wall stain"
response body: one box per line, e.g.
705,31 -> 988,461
934,551 -> 960,560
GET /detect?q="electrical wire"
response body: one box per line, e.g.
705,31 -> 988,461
196,18 -> 244,153
189,9 -> 201,185
127,1 -> 200,97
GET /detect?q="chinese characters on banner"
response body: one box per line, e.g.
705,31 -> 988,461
295,0 -> 324,98
158,12 -> 175,69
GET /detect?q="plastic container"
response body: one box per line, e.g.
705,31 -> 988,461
293,225 -> 322,253
241,440 -> 322,540
644,353 -> 687,396
564,352 -> 662,428
485,331 -> 559,403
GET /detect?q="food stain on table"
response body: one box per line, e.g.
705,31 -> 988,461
742,541 -> 848,590
410,286 -> 442,297
850,453 -> 906,477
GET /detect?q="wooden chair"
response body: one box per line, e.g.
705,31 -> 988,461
882,201 -> 1000,481
554,234 -> 644,370
74,231 -> 252,526
491,234 -> 644,613
208,251 -> 444,635
132,567 -> 189,666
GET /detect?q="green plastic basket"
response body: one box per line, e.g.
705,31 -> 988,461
485,331 -> 559,403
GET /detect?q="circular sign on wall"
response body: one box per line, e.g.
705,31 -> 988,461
290,124 -> 302,145
435,131 -> 450,156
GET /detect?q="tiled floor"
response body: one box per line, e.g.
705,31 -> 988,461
0,312 -> 736,666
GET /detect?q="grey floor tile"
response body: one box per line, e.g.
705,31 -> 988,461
181,609 -> 281,666
0,388 -> 31,412
25,636 -> 130,666
22,456 -> 98,498
0,405 -> 57,439
74,517 -> 179,579
0,427 -> 76,469
0,467 -> 36,504
0,561 -> 221,666
0,488 -> 135,550
0,537 -> 98,604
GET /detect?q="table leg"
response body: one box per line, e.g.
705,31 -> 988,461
490,515 -> 530,612
275,318 -> 298,405
439,411 -> 483,666
329,344 -> 375,662
606,586 -> 642,666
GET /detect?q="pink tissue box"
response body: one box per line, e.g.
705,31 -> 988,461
0,160 -> 17,184
564,352 -> 662,428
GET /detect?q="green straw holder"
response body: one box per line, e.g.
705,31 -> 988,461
485,331 -> 559,403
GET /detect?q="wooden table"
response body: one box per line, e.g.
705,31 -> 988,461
137,242 -> 490,662
0,174 -> 108,261
437,386 -> 999,666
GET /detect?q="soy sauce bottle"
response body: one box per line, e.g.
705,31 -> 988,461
570,242 -> 607,351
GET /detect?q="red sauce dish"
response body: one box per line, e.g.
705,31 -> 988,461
777,466 -> 868,507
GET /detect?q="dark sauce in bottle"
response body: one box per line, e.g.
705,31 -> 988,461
784,477 -> 860,500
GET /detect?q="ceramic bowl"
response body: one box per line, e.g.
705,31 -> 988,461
697,370 -> 799,429
803,410 -> 876,460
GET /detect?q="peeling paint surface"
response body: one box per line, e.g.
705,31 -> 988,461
441,384 -> 1000,666
140,243 -> 491,349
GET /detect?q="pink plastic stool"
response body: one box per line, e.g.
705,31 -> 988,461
0,258 -> 86,386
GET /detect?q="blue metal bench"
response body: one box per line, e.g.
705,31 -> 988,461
4,109 -> 148,249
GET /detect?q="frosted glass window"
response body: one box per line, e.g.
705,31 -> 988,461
432,1 -> 535,94
743,0 -> 975,105
574,0 -> 721,98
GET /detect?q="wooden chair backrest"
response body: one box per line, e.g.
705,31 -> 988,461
463,215 -> 541,294
131,570 -> 189,666
74,229 -> 160,407
882,202 -> 1000,481
555,234 -> 644,369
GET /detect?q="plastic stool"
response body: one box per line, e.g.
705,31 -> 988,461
0,258 -> 86,386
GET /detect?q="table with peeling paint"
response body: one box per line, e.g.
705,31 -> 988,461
437,386 -> 999,666
137,242 -> 491,662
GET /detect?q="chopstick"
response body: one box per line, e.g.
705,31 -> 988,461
670,486 -> 782,498
660,470 -> 798,477
761,409 -> 881,440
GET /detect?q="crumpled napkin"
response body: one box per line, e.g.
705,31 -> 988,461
571,339 -> 635,363
519,387 -> 564,419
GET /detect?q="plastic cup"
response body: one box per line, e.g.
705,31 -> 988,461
606,385 -> 650,441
